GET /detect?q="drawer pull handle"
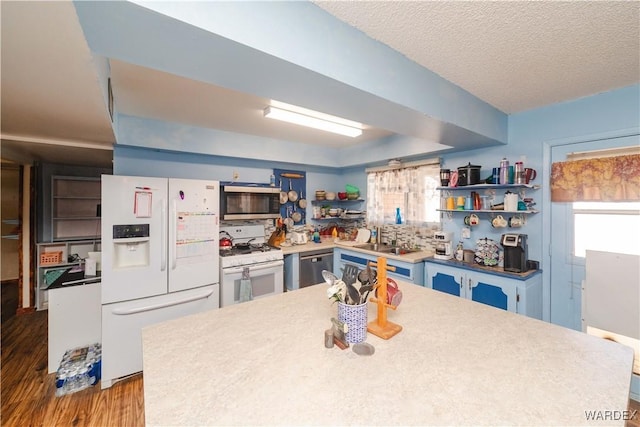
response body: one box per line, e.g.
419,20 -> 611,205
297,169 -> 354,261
111,290 -> 213,315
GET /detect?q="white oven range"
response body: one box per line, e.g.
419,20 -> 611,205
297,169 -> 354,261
219,225 -> 283,307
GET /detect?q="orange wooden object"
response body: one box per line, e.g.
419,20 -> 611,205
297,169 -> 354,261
367,256 -> 403,339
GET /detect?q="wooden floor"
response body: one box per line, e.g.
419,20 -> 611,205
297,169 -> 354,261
1,281 -> 145,426
1,280 -> 638,426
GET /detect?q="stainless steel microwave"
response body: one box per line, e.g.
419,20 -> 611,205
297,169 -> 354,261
220,183 -> 281,220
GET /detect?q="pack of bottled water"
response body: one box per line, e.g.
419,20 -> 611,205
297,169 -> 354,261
55,343 -> 102,396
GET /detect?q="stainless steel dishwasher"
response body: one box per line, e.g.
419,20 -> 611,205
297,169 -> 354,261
299,249 -> 334,288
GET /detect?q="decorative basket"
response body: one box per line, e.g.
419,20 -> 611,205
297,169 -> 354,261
338,301 -> 368,344
40,251 -> 63,265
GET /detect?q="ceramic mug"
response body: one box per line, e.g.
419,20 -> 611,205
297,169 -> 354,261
464,214 -> 480,226
525,168 -> 537,184
509,215 -> 523,228
492,215 -> 507,228
376,278 -> 403,307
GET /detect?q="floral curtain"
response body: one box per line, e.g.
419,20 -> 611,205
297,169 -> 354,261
551,154 -> 640,202
366,165 -> 439,224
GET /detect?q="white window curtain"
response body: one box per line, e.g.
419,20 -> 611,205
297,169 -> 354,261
366,163 -> 440,225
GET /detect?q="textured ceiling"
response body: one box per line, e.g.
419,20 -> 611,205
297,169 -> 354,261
1,1 -> 639,168
314,1 -> 640,113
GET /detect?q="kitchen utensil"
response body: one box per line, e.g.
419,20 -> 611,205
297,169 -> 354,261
287,179 -> 298,202
473,192 -> 481,210
464,214 -> 480,226
480,196 -> 491,210
355,228 -> 371,243
450,170 -> 458,187
284,207 -> 294,229
464,196 -> 473,210
525,168 -> 537,184
357,268 -> 370,286
291,205 -> 302,223
457,163 -> 481,186
492,167 -> 500,184
279,180 -> 288,204
375,278 -> 402,307
280,172 -> 304,179
446,196 -> 455,210
341,264 -> 359,287
325,192 -> 336,201
515,162 -> 525,184
499,158 -> 509,184
291,231 -> 308,244
298,190 -> 307,209
491,215 -> 507,228
219,231 -> 233,251
440,168 -> 451,186
504,192 -> 519,211
322,270 -> 339,286
508,215 -> 523,228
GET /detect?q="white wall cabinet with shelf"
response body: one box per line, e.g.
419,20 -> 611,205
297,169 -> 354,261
37,240 -> 100,311
51,176 -> 101,241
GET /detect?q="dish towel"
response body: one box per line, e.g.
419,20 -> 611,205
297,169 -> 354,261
239,267 -> 253,303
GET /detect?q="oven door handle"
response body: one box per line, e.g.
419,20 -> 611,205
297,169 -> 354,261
224,260 -> 284,275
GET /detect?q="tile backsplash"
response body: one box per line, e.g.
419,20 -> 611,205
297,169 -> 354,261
222,219 -> 440,250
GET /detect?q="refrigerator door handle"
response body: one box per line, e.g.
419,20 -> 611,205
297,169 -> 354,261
171,199 -> 177,270
111,290 -> 214,315
161,201 -> 167,272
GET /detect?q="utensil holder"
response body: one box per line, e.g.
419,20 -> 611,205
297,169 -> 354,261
338,302 -> 368,344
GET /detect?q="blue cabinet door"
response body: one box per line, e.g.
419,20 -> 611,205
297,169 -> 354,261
467,271 -> 517,312
425,263 -> 464,297
432,272 -> 463,297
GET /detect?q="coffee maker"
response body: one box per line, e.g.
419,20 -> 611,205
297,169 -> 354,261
433,231 -> 453,260
501,234 -> 528,272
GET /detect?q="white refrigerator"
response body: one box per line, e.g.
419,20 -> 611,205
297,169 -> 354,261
100,175 -> 220,388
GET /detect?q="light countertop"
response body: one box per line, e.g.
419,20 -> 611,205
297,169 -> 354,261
280,238 -> 434,263
142,282 -> 633,426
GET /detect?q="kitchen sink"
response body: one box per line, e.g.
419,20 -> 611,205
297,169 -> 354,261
354,243 -> 421,255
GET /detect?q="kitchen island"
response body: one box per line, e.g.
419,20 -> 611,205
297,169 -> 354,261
142,280 -> 633,426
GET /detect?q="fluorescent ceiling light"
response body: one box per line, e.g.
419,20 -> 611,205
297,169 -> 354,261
264,103 -> 363,138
